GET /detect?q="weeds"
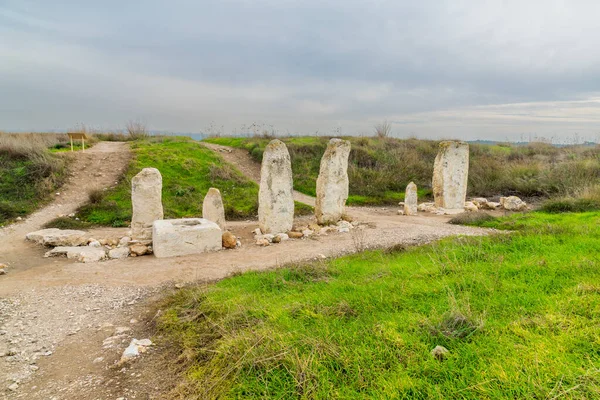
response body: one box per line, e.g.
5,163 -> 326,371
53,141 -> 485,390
206,137 -> 600,206
449,211 -> 497,225
126,120 -> 149,140
0,132 -> 68,224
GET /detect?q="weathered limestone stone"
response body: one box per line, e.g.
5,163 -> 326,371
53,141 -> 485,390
129,243 -> 150,256
500,196 -> 527,211
131,168 -> 163,240
45,246 -> 107,263
258,140 -> 294,234
108,247 -> 130,259
26,228 -> 87,247
202,188 -> 226,230
222,231 -> 237,249
464,201 -> 479,212
404,182 -> 418,216
315,138 -> 351,224
432,141 -> 469,210
152,218 -> 221,258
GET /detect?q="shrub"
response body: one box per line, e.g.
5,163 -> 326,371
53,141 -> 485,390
373,121 -> 392,138
449,212 -> 497,226
88,189 -> 104,204
540,198 -> 600,213
43,216 -> 91,229
126,120 -> 149,140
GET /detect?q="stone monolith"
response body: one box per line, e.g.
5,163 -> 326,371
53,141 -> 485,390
258,140 -> 294,234
315,138 -> 351,224
202,188 -> 226,230
404,182 -> 418,216
131,167 -> 163,240
432,141 -> 469,210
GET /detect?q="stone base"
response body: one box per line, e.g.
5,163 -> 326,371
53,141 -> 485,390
152,218 -> 222,258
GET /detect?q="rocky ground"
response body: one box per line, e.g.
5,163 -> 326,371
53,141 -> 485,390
0,141 -> 495,399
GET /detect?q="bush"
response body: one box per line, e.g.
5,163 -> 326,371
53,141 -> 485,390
43,216 -> 91,229
0,132 -> 68,224
540,198 -> 600,213
126,121 -> 149,140
449,212 -> 497,226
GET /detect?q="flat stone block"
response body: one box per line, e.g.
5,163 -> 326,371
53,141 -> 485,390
152,218 -> 222,258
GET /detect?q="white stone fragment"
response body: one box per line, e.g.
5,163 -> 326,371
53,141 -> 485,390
315,138 -> 351,224
26,229 -> 87,247
500,196 -> 527,211
108,247 -> 130,259
44,246 -> 107,263
202,187 -> 226,230
152,218 -> 221,258
131,168 -> 163,240
258,140 -> 294,234
432,141 -> 469,211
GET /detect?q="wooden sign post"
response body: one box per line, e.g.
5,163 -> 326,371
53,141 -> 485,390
67,132 -> 88,152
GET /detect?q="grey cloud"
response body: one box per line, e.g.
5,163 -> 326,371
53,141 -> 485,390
2,0 -> 600,140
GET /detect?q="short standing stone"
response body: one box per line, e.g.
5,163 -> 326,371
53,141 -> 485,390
258,140 -> 294,234
315,138 -> 351,224
432,141 -> 469,210
202,188 -> 226,230
152,218 -> 222,258
131,168 -> 163,241
404,182 -> 418,216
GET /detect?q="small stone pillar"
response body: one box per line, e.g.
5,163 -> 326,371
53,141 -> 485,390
131,168 -> 163,240
315,138 -> 351,224
202,188 -> 226,230
404,182 -> 418,216
258,139 -> 294,234
432,141 -> 469,210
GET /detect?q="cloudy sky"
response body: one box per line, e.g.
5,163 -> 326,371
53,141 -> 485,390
2,0 -> 600,142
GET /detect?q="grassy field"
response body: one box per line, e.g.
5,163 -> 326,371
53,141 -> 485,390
72,137 -> 311,227
159,210 -> 600,399
0,133 -> 68,225
205,136 -> 600,206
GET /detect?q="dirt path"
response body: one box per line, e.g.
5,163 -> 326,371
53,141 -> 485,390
0,141 -> 495,399
0,142 -> 130,271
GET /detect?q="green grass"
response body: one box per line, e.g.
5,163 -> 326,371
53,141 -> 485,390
159,211 -> 600,399
0,135 -> 68,225
76,137 -> 260,226
74,137 -> 312,228
205,136 -> 600,206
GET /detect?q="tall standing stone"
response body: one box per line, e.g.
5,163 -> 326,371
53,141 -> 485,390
202,188 -> 226,230
404,182 -> 418,216
258,140 -> 294,234
432,141 -> 469,210
131,168 -> 163,240
315,138 -> 351,224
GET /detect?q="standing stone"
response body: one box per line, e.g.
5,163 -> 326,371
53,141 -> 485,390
432,141 -> 469,210
202,188 -> 226,230
315,138 -> 351,224
131,168 -> 163,240
258,140 -> 294,234
404,182 -> 418,216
